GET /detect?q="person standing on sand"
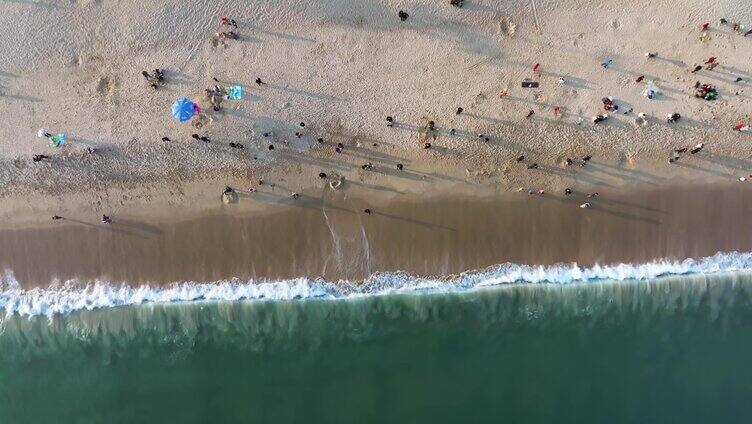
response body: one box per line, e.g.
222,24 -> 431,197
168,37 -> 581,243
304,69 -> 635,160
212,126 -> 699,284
101,215 -> 111,224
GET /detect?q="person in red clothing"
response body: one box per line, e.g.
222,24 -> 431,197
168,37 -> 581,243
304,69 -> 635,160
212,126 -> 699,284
532,63 -> 540,75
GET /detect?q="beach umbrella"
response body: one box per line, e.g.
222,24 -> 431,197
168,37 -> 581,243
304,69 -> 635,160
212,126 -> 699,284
171,98 -> 197,122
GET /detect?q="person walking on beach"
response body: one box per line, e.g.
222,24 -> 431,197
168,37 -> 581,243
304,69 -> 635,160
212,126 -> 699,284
101,215 -> 111,224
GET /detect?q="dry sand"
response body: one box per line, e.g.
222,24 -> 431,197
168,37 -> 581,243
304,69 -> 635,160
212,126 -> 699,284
2,182 -> 752,288
1,0 -> 752,223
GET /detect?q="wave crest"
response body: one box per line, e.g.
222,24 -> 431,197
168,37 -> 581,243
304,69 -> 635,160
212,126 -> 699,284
2,251 -> 752,318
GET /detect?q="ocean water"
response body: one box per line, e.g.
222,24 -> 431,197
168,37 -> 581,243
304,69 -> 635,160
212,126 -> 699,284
1,256 -> 752,422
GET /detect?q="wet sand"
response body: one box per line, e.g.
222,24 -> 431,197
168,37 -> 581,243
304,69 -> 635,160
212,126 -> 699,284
2,183 -> 752,288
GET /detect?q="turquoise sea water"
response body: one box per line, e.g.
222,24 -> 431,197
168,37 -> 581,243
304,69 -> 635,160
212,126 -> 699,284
1,272 -> 751,423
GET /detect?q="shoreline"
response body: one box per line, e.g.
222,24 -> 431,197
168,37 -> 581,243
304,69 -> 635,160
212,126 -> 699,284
2,181 -> 752,288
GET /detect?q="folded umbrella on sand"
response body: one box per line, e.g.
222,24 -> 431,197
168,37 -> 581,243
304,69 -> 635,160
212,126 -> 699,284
171,98 -> 198,122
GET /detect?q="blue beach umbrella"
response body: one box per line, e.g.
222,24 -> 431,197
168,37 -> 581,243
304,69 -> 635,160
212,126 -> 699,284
171,98 -> 196,122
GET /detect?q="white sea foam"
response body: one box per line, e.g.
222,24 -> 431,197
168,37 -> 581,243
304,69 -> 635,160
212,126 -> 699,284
2,251 -> 752,318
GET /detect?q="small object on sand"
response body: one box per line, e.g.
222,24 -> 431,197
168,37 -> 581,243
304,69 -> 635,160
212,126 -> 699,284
364,208 -> 372,214
601,59 -> 613,68
666,113 -> 681,123
397,163 -> 403,170
268,144 -> 275,150
532,63 -> 540,74
517,187 -> 525,192
295,132 -> 302,138
398,10 -> 409,21
565,158 -> 573,166
32,154 -> 50,162
690,143 -> 704,154
582,155 -> 592,162
222,186 -> 236,204
527,163 -> 538,169
525,109 -> 535,119
52,215 -> 63,220
291,192 -> 299,199
635,75 -> 645,83
161,137 -> 171,142
580,202 -> 591,209
645,52 -> 657,58
635,112 -> 648,126
735,77 -> 743,83
329,176 -> 343,190
361,162 -> 373,170
740,177 -> 747,182
643,81 -> 660,99
516,155 -> 525,162
521,79 -> 539,88
37,128 -> 51,138
449,128 -> 456,134
734,122 -> 750,132
101,215 -> 111,224
229,142 -> 244,149
558,77 -> 565,85
674,147 -> 688,153
424,142 -> 432,149
200,136 -> 210,143
456,107 -> 464,115
700,22 -> 710,32
602,96 -> 618,111
704,56 -> 717,64
299,122 -> 305,128
449,0 -> 464,7
255,78 -> 264,85
564,188 -> 572,195
691,65 -> 702,73
317,138 -> 324,143
586,192 -> 599,198
191,134 -> 200,140
318,172 -> 328,179
593,113 -> 608,124
220,17 -> 238,28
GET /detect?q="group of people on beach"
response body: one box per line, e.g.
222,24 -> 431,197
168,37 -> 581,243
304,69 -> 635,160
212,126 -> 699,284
42,13 -> 752,225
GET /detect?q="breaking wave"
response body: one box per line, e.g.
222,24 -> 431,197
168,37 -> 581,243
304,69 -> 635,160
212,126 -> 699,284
2,251 -> 752,319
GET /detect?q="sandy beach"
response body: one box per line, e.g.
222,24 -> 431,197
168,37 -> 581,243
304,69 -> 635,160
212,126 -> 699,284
1,0 -> 752,285
2,182 -> 751,287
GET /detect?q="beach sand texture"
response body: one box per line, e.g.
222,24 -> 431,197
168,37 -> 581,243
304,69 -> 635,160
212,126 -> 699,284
1,0 -> 752,224
2,183 -> 751,287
